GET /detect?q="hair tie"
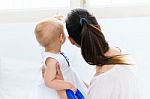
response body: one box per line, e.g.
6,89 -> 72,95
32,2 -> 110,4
80,18 -> 87,27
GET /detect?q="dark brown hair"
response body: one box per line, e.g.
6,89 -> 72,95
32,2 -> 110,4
66,8 -> 129,66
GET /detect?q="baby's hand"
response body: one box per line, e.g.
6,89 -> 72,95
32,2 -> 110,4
54,15 -> 64,21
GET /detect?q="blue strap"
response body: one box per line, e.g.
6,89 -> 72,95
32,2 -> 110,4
60,52 -> 70,67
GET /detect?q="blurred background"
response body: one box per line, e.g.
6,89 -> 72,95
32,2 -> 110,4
0,0 -> 150,99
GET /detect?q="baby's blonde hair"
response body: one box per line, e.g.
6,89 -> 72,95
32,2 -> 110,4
35,18 -> 64,47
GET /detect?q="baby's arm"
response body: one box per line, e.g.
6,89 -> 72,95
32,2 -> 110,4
43,57 -> 76,91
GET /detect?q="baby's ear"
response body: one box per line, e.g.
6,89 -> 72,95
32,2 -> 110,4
68,37 -> 75,45
59,33 -> 63,42
60,33 -> 65,44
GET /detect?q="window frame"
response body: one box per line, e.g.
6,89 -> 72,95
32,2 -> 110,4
0,0 -> 150,23
85,0 -> 150,18
0,0 -> 81,23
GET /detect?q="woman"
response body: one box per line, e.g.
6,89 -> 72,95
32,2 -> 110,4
65,8 -> 140,99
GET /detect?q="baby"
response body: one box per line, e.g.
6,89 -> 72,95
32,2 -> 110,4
33,18 -> 87,99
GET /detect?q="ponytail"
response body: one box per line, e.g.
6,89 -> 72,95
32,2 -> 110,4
79,17 -> 108,65
80,17 -> 129,66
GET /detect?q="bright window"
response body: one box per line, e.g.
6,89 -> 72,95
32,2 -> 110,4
89,0 -> 150,6
0,0 -> 70,9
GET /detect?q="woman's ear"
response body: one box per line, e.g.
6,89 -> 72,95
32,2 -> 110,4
68,36 -> 75,45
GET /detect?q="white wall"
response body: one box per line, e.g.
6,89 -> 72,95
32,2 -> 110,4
0,17 -> 150,98
0,22 -> 40,61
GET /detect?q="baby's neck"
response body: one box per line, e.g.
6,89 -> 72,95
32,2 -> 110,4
45,46 -> 61,54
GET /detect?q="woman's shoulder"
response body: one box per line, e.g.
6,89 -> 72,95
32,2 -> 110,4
111,65 -> 137,81
93,65 -> 134,81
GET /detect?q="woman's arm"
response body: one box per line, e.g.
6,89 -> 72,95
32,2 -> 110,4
43,57 -> 76,92
57,90 -> 68,99
83,81 -> 89,88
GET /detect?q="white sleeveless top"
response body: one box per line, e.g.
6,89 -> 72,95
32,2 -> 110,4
43,52 -> 87,98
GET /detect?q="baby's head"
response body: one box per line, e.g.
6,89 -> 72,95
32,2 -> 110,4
35,18 -> 65,48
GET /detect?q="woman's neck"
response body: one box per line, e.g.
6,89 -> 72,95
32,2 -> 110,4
104,46 -> 121,57
95,47 -> 121,76
95,65 -> 114,76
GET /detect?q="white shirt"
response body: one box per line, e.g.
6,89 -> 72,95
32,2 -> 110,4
87,65 -> 140,99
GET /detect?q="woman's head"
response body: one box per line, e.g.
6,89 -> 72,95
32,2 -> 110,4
66,8 -> 109,65
66,8 -> 129,66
